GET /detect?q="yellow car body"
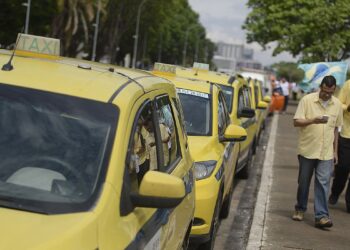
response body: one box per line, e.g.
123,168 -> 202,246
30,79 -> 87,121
0,35 -> 195,250
152,64 -> 247,247
247,78 -> 268,147
176,67 -> 257,179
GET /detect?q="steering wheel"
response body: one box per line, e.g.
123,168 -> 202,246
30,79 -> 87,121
16,156 -> 89,196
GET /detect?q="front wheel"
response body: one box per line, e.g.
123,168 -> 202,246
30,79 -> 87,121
237,148 -> 253,179
199,191 -> 223,250
181,221 -> 192,250
220,181 -> 234,219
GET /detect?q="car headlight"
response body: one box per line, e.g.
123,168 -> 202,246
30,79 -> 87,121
194,160 -> 217,180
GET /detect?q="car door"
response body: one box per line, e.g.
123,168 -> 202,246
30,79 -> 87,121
120,92 -> 193,250
217,91 -> 235,196
119,98 -> 164,250
237,87 -> 250,165
154,94 -> 194,249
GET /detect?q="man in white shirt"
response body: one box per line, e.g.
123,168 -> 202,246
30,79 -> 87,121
280,78 -> 290,113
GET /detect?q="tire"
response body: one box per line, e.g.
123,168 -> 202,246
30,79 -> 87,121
237,148 -> 253,180
252,138 -> 257,155
262,119 -> 266,130
181,221 -> 192,250
199,191 -> 223,250
220,181 -> 234,219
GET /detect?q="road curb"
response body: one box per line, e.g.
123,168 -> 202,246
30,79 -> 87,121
246,114 -> 279,250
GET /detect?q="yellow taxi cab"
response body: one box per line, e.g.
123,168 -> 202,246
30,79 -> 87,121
247,78 -> 268,150
152,63 -> 247,249
0,34 -> 195,250
177,65 -> 256,179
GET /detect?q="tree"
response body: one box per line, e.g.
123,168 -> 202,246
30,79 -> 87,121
270,62 -> 304,83
0,0 -> 57,48
243,0 -> 350,62
51,0 -> 99,57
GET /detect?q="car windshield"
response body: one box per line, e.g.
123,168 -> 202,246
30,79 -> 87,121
177,88 -> 211,136
218,84 -> 233,113
0,84 -> 117,214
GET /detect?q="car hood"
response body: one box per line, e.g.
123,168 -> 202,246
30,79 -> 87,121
0,207 -> 97,250
188,136 -> 221,162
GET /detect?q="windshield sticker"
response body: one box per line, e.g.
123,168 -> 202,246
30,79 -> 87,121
177,88 -> 209,99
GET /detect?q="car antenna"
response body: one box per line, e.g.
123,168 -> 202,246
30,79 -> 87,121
2,31 -> 23,71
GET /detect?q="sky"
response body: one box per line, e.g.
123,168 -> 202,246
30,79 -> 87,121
188,0 -> 297,66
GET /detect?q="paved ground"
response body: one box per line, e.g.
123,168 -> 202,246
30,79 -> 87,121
248,103 -> 350,250
214,116 -> 272,250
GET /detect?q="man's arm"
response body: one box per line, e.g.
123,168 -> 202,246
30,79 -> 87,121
334,128 -> 339,165
294,117 -> 327,127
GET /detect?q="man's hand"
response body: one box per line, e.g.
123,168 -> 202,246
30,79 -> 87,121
347,104 -> 350,112
334,153 -> 338,166
313,116 -> 328,124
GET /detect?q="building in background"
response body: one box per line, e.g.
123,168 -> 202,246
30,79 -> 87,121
213,41 -> 262,74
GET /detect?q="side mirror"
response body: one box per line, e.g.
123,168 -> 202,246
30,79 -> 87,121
220,124 -> 247,142
131,171 -> 185,209
257,101 -> 268,109
238,107 -> 255,118
263,96 -> 271,103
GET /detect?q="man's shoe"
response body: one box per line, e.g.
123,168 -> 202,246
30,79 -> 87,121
315,217 -> 333,228
292,211 -> 304,221
328,194 -> 338,205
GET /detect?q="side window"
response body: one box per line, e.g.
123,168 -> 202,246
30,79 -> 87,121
243,88 -> 252,108
127,102 -> 159,192
254,86 -> 259,106
155,95 -> 181,171
172,97 -> 188,146
218,93 -> 228,135
238,88 -> 245,115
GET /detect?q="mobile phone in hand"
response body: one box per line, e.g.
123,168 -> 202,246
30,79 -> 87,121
322,115 -> 329,122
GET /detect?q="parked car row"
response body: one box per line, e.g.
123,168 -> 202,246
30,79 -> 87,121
0,34 -> 270,250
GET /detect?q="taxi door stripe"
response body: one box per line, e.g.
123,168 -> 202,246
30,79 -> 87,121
108,79 -> 133,103
108,75 -> 160,103
125,169 -> 194,250
125,208 -> 175,250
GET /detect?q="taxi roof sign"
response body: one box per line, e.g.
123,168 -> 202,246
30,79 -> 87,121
153,63 -> 176,76
193,62 -> 209,71
15,33 -> 60,58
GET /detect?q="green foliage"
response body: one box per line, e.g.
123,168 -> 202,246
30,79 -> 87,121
0,0 -> 57,48
270,62 -> 304,83
0,0 -> 214,67
243,0 -> 350,62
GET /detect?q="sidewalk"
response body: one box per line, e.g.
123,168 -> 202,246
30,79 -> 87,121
247,104 -> 350,250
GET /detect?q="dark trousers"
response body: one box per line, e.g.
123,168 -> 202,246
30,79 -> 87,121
331,136 -> 350,206
283,95 -> 289,111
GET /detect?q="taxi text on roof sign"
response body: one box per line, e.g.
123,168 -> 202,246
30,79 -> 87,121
15,33 -> 60,58
153,63 -> 176,76
193,62 -> 209,71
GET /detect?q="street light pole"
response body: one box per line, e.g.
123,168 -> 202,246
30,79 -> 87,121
132,0 -> 147,69
23,0 -> 31,34
92,0 -> 101,61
